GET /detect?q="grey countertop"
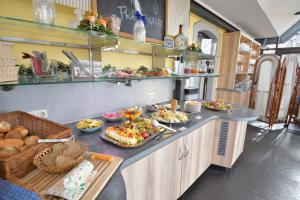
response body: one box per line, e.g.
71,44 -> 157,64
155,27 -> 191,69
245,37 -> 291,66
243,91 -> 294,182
66,104 -> 258,200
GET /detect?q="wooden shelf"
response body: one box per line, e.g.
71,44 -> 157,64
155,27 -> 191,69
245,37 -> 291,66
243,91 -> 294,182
239,50 -> 251,54
237,61 -> 249,65
236,73 -> 249,75
217,31 -> 261,106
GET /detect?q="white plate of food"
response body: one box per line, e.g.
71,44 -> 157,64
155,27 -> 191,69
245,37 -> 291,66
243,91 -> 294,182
151,108 -> 191,124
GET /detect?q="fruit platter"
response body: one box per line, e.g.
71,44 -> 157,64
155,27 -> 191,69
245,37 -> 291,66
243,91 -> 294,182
100,118 -> 164,148
76,118 -> 104,133
120,107 -> 143,121
202,100 -> 234,111
151,107 -> 191,124
102,112 -> 123,122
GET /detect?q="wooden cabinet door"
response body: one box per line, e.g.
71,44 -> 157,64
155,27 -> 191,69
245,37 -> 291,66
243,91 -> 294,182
180,121 -> 215,195
121,137 -> 184,200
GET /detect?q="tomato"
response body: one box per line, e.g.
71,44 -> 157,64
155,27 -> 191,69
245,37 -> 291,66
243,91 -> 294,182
141,132 -> 149,139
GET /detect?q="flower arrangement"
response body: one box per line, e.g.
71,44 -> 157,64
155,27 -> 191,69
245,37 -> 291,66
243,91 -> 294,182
78,10 -> 116,36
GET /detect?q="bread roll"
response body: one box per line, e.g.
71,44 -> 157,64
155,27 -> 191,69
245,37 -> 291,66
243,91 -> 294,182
0,147 -> 19,158
55,155 -> 73,167
42,154 -> 56,167
17,145 -> 29,152
0,121 -> 11,133
24,136 -> 40,146
14,126 -> 29,137
5,130 -> 23,139
5,127 -> 29,139
62,142 -> 82,159
0,139 -> 24,149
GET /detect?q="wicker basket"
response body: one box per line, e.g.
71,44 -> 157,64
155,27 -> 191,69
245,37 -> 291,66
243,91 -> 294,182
0,57 -> 16,68
33,141 -> 87,174
0,111 -> 72,179
0,42 -> 13,57
0,67 -> 19,82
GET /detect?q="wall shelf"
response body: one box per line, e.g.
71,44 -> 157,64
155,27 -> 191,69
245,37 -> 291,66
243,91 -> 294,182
0,16 -> 118,49
0,74 -> 219,90
0,16 -> 217,60
0,16 -> 218,91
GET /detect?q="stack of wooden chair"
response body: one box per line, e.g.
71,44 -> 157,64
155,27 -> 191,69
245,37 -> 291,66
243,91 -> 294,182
285,66 -> 300,128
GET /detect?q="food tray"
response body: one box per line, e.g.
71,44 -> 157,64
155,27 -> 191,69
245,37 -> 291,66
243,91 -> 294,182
202,105 -> 236,112
0,111 -> 72,179
151,112 -> 192,124
18,152 -> 123,200
100,128 -> 165,148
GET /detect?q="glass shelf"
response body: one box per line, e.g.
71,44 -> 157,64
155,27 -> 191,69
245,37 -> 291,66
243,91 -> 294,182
0,16 -> 118,49
0,16 -> 215,60
0,74 -> 219,88
153,46 -> 215,60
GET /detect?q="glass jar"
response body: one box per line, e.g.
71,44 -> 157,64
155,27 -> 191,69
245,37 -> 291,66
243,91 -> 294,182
33,0 -> 56,25
184,61 -> 191,74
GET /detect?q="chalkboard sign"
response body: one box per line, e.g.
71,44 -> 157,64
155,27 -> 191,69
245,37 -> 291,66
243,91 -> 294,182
96,0 -> 166,43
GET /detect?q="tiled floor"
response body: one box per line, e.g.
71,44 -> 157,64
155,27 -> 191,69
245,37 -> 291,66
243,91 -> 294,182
179,124 -> 300,200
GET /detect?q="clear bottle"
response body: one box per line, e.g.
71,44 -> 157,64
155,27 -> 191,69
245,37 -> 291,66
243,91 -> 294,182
134,19 -> 146,43
174,24 -> 188,50
174,57 -> 180,75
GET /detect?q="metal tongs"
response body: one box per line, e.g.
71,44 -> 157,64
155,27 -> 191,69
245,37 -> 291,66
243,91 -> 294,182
38,135 -> 75,143
152,119 -> 177,133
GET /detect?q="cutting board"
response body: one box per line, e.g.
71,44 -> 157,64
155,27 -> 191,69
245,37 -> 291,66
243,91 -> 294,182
20,152 -> 123,200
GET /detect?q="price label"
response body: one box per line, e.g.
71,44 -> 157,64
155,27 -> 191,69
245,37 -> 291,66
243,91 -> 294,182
178,127 -> 187,131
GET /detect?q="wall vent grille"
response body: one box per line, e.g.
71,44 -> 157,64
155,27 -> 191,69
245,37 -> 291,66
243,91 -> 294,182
218,121 -> 229,156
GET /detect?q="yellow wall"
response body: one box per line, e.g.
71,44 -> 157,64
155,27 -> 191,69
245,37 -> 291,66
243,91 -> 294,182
188,12 -> 225,65
188,12 -> 225,44
0,0 -> 154,68
0,1 -> 224,70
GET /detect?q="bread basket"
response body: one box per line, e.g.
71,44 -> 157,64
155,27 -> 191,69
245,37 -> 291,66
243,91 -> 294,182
0,111 -> 72,179
33,141 -> 87,174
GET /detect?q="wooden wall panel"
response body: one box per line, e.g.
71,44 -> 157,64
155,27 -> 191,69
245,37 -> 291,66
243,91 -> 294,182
217,32 -> 240,89
216,89 -> 250,106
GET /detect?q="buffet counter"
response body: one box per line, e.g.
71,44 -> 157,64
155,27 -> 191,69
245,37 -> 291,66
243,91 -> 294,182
67,104 -> 258,200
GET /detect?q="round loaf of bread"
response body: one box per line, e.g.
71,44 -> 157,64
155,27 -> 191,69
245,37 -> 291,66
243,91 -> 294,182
24,136 -> 40,146
0,121 -> 11,133
0,139 -> 24,149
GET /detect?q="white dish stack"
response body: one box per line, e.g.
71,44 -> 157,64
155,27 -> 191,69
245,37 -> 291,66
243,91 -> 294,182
184,101 -> 202,113
0,42 -> 18,82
